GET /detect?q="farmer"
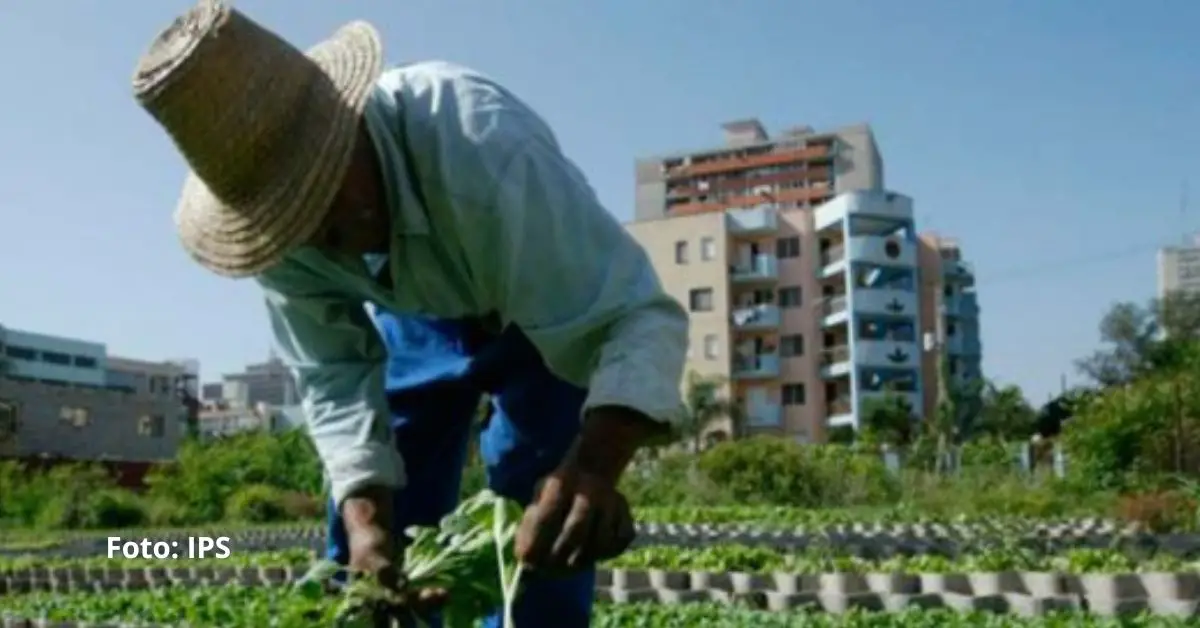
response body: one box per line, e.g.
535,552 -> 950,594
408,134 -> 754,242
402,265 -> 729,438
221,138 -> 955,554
130,1 -> 686,626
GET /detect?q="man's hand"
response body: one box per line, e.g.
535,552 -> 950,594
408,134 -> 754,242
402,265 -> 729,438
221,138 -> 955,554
342,486 -> 448,617
514,407 -> 667,573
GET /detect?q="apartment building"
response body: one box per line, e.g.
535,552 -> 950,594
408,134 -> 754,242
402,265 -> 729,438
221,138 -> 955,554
1157,235 -> 1200,298
916,234 -> 983,418
0,324 -> 191,461
626,119 -> 982,440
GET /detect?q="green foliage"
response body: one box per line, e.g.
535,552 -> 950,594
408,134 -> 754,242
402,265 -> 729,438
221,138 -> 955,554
143,429 -> 324,524
225,484 -> 290,524
858,393 -> 917,447
673,371 -> 740,451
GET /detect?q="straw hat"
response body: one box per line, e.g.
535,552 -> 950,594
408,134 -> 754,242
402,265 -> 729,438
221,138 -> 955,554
131,0 -> 383,277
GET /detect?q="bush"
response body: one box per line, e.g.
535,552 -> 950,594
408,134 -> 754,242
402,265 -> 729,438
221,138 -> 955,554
225,484 -> 289,524
79,490 -> 148,529
697,437 -> 820,506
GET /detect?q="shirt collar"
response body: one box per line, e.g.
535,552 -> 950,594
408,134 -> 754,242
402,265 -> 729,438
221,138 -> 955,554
363,87 -> 430,236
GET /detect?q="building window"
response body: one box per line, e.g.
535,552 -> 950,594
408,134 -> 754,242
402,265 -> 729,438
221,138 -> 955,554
780,334 -> 804,357
700,237 -> 716,261
776,236 -> 801,259
703,334 -> 720,359
73,356 -> 98,369
0,399 -> 18,442
41,351 -> 71,366
946,322 -> 958,337
4,345 -> 36,361
674,240 -> 689,264
59,405 -> 90,428
778,286 -> 802,308
689,288 -> 714,312
782,383 -> 806,406
138,415 -> 165,438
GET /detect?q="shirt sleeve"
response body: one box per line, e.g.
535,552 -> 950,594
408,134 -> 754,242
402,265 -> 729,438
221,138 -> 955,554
256,263 -> 403,508
459,136 -> 689,430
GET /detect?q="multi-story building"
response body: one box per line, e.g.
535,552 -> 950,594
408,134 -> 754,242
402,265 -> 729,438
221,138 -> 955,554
0,324 -> 192,461
917,234 -> 983,418
626,119 -> 982,440
1157,235 -> 1200,298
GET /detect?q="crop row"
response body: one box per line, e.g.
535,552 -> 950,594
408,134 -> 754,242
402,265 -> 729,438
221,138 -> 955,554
0,510 -> 1138,549
0,587 -> 1197,627
4,546 -> 1198,577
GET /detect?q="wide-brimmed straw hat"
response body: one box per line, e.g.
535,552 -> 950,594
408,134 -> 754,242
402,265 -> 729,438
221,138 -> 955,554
132,0 -> 383,277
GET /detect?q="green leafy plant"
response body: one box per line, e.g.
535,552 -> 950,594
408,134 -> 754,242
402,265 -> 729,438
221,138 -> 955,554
296,490 -> 525,628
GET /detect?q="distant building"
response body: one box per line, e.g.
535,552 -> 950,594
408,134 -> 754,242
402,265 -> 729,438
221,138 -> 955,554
0,324 -> 195,462
197,356 -> 301,439
625,119 -> 983,438
1157,235 -> 1200,298
203,355 -> 297,407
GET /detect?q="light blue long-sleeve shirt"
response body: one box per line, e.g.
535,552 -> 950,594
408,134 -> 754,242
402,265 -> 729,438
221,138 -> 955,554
255,61 -> 689,508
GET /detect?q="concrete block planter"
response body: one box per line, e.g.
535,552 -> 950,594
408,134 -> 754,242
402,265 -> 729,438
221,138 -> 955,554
865,572 -> 919,594
941,592 -> 1009,612
764,591 -> 820,611
967,571 -> 1024,595
1018,571 -> 1067,597
918,572 -> 971,595
1140,571 -> 1200,600
687,571 -> 731,591
818,572 -> 869,595
1078,573 -> 1147,600
881,592 -> 945,611
646,569 -> 688,590
1148,596 -> 1200,617
816,591 -> 885,613
593,568 -> 613,588
728,572 -> 771,594
1086,595 -> 1150,617
771,572 -> 817,594
1002,593 -> 1082,617
608,568 -> 649,590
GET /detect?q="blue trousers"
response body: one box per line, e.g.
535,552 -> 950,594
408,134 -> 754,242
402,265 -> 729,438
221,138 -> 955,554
324,311 -> 595,627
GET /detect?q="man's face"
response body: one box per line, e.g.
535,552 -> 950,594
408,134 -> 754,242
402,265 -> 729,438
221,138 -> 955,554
308,125 -> 391,256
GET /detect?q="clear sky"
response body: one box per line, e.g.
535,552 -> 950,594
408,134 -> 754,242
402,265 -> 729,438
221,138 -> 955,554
1,1 -> 1197,404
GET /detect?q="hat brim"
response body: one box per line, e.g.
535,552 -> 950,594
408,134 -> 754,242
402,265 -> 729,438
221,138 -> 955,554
173,21 -> 384,278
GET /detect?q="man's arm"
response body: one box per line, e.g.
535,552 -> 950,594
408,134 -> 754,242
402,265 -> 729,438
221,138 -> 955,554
458,135 -> 689,461
256,262 -> 402,509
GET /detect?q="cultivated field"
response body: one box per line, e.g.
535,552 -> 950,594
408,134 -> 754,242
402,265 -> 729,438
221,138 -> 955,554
3,508 -> 1200,626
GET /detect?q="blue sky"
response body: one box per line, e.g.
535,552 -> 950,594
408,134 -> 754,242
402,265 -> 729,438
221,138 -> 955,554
1,1 -> 1197,403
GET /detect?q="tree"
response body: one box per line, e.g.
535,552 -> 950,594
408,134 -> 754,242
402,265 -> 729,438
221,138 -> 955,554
973,381 -> 1036,440
1076,292 -> 1200,387
858,393 -> 917,447
675,371 -> 742,452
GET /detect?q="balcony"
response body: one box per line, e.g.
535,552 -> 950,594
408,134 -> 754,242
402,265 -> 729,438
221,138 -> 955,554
820,244 -> 846,267
859,391 -> 923,418
814,190 -> 915,232
852,289 -> 918,318
744,403 -> 783,428
730,254 -> 778,283
820,295 -> 848,326
732,352 -> 780,379
819,345 -> 851,378
845,236 -> 916,268
825,397 -> 855,427
854,340 -> 920,369
731,303 -> 781,330
725,205 -> 778,235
